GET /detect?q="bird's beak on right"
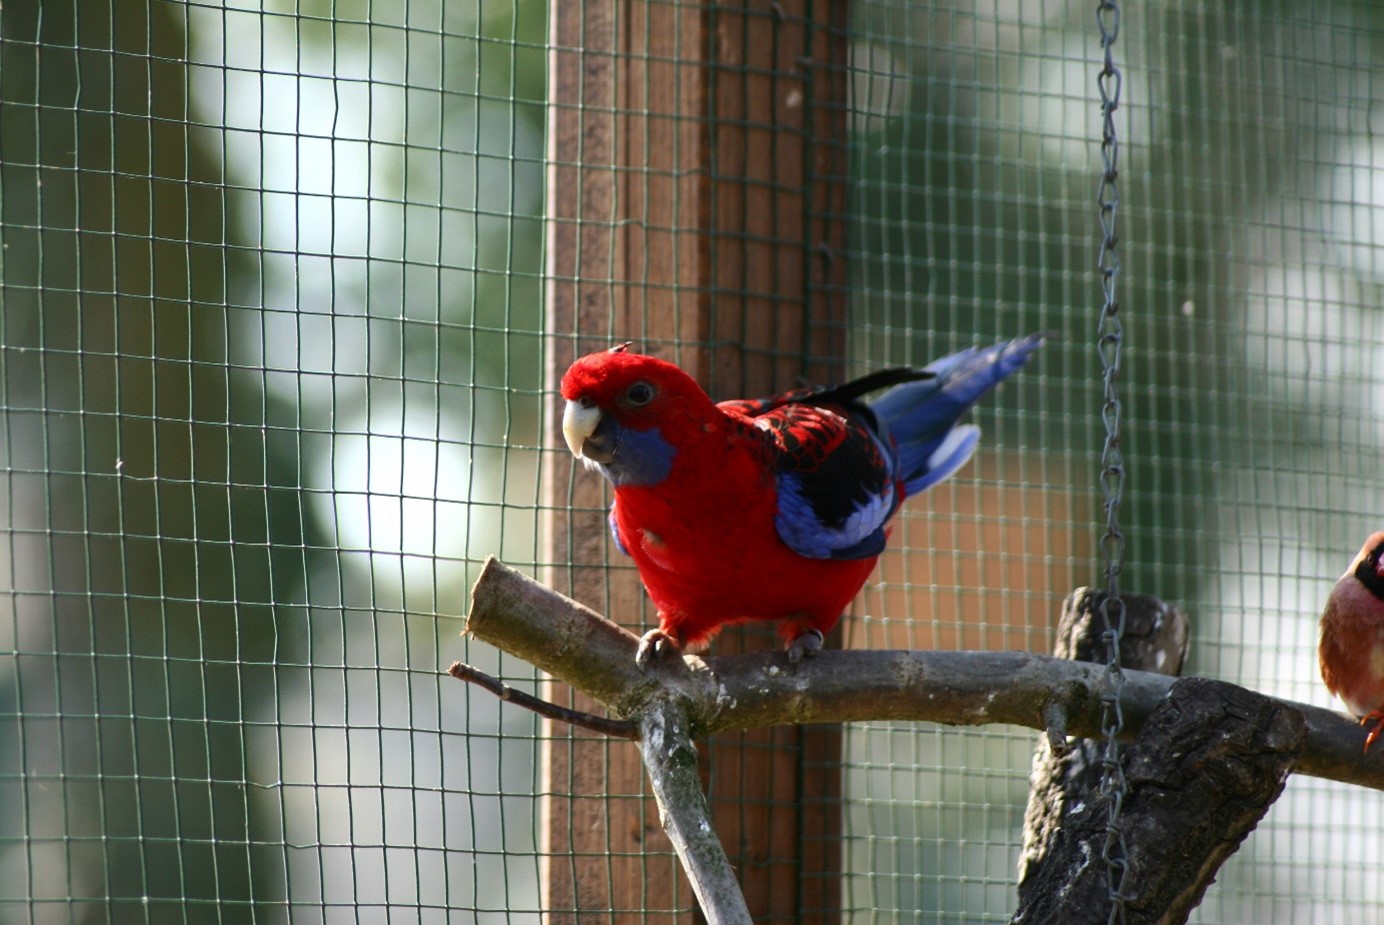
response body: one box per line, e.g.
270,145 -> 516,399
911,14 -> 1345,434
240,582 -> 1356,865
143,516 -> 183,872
562,400 -> 601,459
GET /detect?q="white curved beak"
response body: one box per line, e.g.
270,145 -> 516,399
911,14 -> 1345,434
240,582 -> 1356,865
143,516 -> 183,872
562,400 -> 601,459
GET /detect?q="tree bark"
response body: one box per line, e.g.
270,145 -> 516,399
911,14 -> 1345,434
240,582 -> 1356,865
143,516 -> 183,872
1010,678 -> 1305,925
1017,589 -> 1191,903
638,698 -> 753,925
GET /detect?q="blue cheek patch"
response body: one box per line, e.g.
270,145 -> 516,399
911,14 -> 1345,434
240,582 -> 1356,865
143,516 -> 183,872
591,422 -> 677,487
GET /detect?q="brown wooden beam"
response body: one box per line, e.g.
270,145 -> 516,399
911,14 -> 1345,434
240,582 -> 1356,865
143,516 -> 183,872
543,0 -> 849,921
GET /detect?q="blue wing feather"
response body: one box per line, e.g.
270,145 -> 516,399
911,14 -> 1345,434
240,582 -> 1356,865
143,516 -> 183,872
732,334 -> 1042,560
608,505 -> 629,556
735,403 -> 896,561
775,467 -> 894,559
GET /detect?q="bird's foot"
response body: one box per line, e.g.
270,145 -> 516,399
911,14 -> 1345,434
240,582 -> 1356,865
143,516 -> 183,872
785,628 -> 825,664
1361,711 -> 1384,754
636,629 -> 681,671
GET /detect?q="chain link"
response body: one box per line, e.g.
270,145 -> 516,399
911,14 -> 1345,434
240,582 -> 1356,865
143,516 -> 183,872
1094,2 -> 1128,924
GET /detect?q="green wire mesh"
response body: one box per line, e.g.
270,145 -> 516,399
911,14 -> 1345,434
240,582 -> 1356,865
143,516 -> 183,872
845,3 -> 1384,922
1,0 -> 547,919
1,0 -> 1382,922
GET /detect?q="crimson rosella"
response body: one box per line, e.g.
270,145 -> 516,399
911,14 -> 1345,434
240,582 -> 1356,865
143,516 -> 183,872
560,335 -> 1044,667
1319,531 -> 1384,752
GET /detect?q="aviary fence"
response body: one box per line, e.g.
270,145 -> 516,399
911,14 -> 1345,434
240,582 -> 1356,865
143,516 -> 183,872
2,1 -> 1381,922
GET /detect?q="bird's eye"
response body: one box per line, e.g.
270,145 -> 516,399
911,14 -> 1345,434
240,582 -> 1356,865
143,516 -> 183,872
625,381 -> 656,406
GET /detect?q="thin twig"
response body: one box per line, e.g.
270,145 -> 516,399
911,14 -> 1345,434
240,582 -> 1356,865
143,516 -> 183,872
447,660 -> 639,739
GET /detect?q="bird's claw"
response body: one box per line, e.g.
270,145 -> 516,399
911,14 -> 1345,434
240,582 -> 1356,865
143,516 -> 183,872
1361,711 -> 1384,754
636,629 -> 679,671
786,629 -> 825,664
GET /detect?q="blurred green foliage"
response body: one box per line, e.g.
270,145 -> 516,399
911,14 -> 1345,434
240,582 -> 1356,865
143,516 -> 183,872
1,0 -> 546,917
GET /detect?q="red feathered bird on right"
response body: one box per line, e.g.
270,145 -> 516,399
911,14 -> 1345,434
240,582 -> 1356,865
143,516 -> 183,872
1319,531 -> 1384,753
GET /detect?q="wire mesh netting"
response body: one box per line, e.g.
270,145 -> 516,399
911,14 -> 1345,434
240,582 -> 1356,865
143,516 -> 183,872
1,0 -> 547,920
2,0 -> 1383,922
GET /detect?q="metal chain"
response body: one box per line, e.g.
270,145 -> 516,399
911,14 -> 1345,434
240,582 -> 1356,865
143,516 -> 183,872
1094,2 -> 1129,923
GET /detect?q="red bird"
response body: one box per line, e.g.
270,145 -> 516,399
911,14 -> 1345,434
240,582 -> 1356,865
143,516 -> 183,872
560,336 -> 1043,666
1319,531 -> 1384,753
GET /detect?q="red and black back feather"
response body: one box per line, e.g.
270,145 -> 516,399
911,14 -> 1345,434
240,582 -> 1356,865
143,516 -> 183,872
720,368 -> 936,559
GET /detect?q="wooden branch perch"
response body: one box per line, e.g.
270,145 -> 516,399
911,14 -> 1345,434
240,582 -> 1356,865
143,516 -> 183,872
462,556 -> 1384,792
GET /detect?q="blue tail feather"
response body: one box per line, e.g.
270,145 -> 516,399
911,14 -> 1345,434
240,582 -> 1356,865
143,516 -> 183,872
869,334 -> 1043,496
903,424 -> 980,496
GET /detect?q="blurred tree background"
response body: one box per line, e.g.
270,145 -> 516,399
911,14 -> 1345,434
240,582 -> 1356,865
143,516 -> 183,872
1,0 -> 1382,921
843,3 -> 1384,921
1,0 -> 547,918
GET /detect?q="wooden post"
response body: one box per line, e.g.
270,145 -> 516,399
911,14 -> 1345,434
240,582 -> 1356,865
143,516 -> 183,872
1017,589 -> 1191,905
543,0 -> 849,921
